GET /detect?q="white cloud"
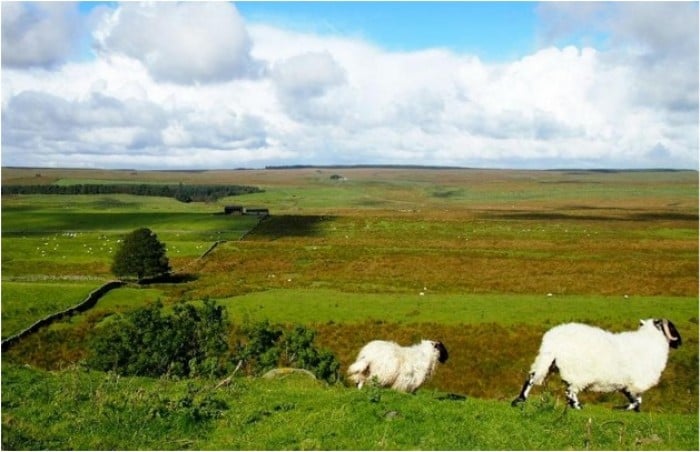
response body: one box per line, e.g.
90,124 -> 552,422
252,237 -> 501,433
94,2 -> 264,84
1,2 -> 697,170
1,2 -> 82,68
273,51 -> 346,98
537,2 -> 699,115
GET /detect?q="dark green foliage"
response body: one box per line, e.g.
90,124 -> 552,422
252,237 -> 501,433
111,227 -> 170,280
87,303 -> 340,383
235,321 -> 341,383
87,299 -> 229,378
235,320 -> 284,374
281,325 -> 341,383
1,183 -> 262,202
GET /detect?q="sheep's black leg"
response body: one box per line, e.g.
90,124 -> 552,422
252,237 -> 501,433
565,385 -> 582,409
511,372 -> 534,406
621,389 -> 641,412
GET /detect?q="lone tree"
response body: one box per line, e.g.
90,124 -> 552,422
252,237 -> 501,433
112,227 -> 170,280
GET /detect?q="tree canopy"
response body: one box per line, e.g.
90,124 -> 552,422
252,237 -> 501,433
111,227 -> 171,280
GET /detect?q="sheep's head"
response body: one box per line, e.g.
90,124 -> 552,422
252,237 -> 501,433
642,318 -> 682,348
654,318 -> 682,349
433,341 -> 449,363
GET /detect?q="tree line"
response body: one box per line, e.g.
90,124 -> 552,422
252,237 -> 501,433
1,183 -> 263,202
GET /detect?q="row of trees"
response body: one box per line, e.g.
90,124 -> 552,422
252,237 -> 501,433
2,183 -> 262,202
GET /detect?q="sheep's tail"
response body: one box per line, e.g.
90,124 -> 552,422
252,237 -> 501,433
347,358 -> 370,385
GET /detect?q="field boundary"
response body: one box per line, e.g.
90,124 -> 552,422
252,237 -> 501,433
1,280 -> 124,352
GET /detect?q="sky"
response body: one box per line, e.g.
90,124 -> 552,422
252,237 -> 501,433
1,1 -> 698,170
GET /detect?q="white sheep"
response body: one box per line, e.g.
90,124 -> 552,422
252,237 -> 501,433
512,318 -> 681,411
347,339 -> 448,393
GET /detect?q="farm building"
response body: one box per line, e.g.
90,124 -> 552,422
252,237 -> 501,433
223,205 -> 269,218
224,205 -> 244,215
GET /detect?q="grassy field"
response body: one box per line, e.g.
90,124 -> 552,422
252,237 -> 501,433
203,289 -> 696,326
1,192 -> 259,338
1,167 -> 698,449
2,363 -> 698,450
1,281 -> 98,339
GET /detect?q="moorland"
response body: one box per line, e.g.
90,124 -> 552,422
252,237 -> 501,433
1,166 -> 698,450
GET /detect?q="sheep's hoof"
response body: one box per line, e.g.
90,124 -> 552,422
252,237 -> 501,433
614,403 -> 640,412
511,397 -> 526,407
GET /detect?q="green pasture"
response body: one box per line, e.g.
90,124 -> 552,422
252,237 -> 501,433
1,194 -> 257,270
1,281 -> 98,339
2,193 -> 261,331
73,287 -> 697,329
2,197 -> 257,233
85,286 -> 164,316
215,289 -> 697,327
48,286 -> 168,333
0,229 -> 247,279
2,364 -> 698,450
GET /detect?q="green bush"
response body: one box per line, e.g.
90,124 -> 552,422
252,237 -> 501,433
87,299 -> 230,378
235,321 -> 341,383
87,301 -> 340,383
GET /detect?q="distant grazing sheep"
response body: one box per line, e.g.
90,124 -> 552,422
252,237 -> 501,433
512,318 -> 681,411
347,339 -> 448,393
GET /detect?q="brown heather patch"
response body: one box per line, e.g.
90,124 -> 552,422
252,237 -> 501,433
3,324 -> 91,369
187,212 -> 697,297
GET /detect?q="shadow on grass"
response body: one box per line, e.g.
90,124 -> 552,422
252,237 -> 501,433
245,215 -> 335,239
138,273 -> 198,285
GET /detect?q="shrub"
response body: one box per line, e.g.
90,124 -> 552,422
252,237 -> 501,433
235,320 -> 283,375
87,299 -> 230,378
282,325 -> 341,383
87,301 -> 341,384
235,321 -> 341,383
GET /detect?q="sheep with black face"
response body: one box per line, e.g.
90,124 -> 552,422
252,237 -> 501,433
512,318 -> 681,411
347,339 -> 448,393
